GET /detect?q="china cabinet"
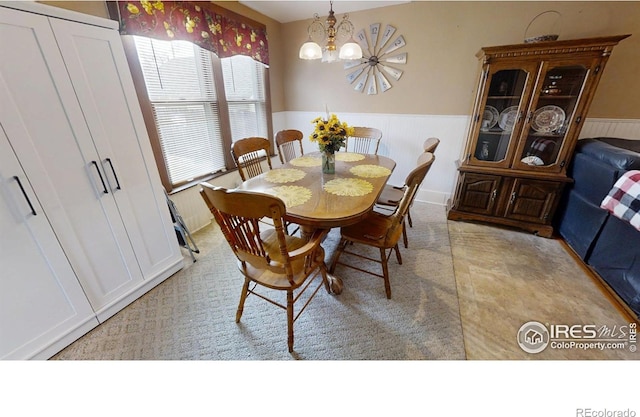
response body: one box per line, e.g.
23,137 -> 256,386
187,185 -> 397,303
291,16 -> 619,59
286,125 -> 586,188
447,35 -> 629,237
0,2 -> 183,359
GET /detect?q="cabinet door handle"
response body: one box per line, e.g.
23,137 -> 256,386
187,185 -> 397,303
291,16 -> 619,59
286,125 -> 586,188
105,158 -> 121,190
509,191 -> 517,205
12,176 -> 37,216
91,161 -> 109,194
490,189 -> 497,201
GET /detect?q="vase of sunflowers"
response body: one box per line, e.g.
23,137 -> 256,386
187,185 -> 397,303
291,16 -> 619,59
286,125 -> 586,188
321,152 -> 336,175
310,114 -> 355,174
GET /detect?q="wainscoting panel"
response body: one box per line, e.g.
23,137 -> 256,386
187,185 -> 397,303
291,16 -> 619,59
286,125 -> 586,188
281,111 -> 470,205
580,118 -> 640,140
168,186 -> 214,234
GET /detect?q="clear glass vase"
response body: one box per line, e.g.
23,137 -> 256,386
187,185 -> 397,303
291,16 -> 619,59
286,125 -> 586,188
322,151 -> 335,174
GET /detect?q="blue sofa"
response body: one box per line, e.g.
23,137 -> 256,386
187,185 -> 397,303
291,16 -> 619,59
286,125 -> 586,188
556,137 -> 640,318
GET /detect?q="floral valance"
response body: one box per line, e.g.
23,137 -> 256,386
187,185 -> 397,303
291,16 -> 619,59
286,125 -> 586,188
113,1 -> 269,65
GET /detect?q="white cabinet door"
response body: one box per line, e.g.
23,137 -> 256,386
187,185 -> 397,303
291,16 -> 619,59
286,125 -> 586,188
50,19 -> 182,281
0,7 -> 144,315
0,130 -> 98,360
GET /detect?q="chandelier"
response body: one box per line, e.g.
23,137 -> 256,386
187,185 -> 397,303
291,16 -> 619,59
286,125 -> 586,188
298,1 -> 363,63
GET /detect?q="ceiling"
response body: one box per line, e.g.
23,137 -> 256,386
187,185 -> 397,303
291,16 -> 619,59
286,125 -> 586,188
239,1 -> 411,24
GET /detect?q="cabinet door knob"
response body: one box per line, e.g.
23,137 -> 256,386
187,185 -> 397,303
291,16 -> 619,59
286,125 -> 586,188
12,176 -> 37,216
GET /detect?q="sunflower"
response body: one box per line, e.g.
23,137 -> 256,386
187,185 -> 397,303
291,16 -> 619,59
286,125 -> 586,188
309,114 -> 354,154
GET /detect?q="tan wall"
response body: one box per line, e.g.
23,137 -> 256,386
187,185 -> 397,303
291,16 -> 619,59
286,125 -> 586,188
39,1 -> 109,19
282,1 -> 640,119
39,1 -> 640,119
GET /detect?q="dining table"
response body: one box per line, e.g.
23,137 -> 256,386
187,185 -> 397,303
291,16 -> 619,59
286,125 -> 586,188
236,151 -> 396,294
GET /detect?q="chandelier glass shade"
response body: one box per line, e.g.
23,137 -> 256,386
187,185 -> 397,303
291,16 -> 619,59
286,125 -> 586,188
298,1 -> 363,62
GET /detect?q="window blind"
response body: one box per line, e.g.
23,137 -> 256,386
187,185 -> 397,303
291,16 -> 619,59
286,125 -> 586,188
222,55 -> 268,142
131,36 -> 270,190
134,36 -> 224,185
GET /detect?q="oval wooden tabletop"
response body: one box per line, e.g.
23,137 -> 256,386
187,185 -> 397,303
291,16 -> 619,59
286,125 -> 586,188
236,152 -> 396,229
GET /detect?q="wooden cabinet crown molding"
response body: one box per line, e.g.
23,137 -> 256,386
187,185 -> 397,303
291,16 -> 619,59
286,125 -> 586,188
478,34 -> 631,63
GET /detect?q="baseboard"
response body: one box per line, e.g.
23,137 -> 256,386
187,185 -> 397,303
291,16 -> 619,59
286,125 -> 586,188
415,189 -> 450,206
30,316 -> 100,360
94,258 -> 184,323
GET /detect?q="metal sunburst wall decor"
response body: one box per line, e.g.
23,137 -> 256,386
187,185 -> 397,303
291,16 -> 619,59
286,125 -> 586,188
344,23 -> 407,94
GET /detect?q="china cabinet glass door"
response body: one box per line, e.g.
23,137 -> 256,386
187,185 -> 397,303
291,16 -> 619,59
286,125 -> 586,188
471,62 -> 538,168
513,59 -> 594,172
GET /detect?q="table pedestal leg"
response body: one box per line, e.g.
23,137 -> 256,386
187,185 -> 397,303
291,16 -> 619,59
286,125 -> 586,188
300,225 -> 344,295
328,274 -> 343,295
299,225 -> 318,242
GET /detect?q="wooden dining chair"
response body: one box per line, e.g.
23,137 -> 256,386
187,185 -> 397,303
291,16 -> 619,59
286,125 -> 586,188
423,137 -> 440,153
199,183 -> 331,353
330,152 -> 435,299
231,137 -> 272,181
275,129 -> 304,164
345,127 -> 383,155
376,137 -> 440,247
273,129 -> 306,235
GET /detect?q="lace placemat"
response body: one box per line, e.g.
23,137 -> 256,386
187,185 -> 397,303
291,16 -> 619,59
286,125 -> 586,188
323,178 -> 373,197
289,156 -> 322,167
350,164 -> 392,178
269,185 -> 312,207
264,168 -> 306,183
335,152 -> 365,162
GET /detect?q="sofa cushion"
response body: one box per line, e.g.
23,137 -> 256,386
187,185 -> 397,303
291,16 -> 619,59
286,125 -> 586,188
587,216 -> 640,316
568,152 -> 619,204
557,191 -> 608,260
591,262 -> 640,316
576,138 -> 640,171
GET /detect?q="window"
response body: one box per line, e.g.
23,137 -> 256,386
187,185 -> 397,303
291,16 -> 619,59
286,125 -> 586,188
130,36 -> 271,192
222,55 -> 269,141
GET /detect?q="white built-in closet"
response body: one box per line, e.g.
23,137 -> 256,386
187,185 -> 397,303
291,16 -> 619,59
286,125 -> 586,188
0,2 -> 184,359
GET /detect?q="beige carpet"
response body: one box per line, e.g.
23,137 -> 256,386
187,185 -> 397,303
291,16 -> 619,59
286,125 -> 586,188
52,203 -> 465,360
